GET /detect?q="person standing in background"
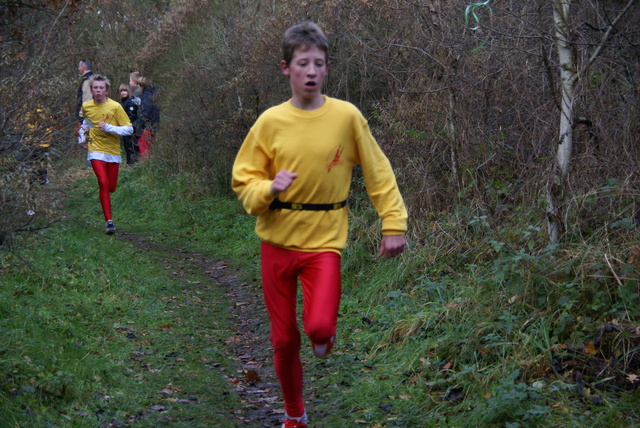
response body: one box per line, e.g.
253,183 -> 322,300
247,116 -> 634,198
76,59 -> 94,124
119,83 -> 140,165
129,71 -> 142,98
135,76 -> 160,161
76,59 -> 95,168
128,71 -> 143,144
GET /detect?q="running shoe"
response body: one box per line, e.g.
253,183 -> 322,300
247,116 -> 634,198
312,335 -> 335,358
282,411 -> 307,428
282,420 -> 307,428
105,220 -> 116,235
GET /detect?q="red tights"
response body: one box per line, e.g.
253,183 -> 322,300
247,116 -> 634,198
91,159 -> 119,221
138,130 -> 154,162
260,242 -> 341,418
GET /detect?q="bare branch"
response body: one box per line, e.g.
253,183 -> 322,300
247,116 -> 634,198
586,0 -> 636,70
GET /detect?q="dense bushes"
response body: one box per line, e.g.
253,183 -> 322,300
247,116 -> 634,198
3,0 -> 637,243
138,0 -> 639,242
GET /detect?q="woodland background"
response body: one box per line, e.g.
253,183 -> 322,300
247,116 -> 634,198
1,0 -> 640,426
2,0 -> 639,244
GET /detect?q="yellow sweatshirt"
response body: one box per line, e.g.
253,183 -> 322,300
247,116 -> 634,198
232,96 -> 407,254
81,98 -> 131,156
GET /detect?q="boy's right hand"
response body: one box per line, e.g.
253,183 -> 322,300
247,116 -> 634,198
271,170 -> 298,196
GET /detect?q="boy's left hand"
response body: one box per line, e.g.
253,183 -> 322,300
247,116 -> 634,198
378,235 -> 406,259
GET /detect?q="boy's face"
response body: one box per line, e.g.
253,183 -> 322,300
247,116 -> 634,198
91,81 -> 108,103
281,45 -> 328,106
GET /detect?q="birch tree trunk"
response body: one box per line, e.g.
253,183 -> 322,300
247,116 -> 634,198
547,1 -> 577,245
546,0 -> 635,244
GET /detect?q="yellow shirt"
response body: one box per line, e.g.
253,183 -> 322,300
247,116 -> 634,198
232,96 -> 407,254
81,98 -> 131,156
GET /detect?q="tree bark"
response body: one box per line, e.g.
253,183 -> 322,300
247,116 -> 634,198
547,1 -> 577,244
547,0 -> 636,245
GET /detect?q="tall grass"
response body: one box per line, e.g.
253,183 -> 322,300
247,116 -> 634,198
316,179 -> 640,426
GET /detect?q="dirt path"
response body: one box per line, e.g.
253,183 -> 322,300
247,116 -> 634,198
36,166 -> 290,426
116,232 -> 284,427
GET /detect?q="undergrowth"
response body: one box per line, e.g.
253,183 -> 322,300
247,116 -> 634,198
327,180 -> 640,427
1,163 -> 639,427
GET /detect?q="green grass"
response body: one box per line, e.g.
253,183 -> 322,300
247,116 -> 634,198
1,162 -> 639,427
0,166 -> 253,427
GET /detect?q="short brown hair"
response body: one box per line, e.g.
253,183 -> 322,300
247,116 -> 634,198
89,74 -> 111,92
282,21 -> 329,65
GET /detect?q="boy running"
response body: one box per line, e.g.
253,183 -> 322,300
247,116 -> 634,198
79,74 -> 133,235
232,21 -> 407,427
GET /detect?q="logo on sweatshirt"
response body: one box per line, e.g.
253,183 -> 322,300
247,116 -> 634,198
327,145 -> 344,172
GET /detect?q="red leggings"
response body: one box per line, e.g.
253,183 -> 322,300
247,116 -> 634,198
138,130 -> 154,162
91,159 -> 119,221
260,242 -> 341,418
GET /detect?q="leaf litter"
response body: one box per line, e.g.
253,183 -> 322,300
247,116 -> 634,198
118,232 -> 285,427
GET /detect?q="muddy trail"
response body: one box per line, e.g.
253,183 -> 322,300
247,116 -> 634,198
116,232 -> 285,427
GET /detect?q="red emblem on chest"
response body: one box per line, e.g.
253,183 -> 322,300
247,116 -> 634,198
327,145 -> 344,172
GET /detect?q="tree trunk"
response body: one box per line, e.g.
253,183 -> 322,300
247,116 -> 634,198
547,0 -> 577,245
546,0 -> 635,245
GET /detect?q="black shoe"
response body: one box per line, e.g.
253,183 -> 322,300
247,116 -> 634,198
106,221 -> 116,235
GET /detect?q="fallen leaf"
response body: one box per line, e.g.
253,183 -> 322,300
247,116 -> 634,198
244,369 -> 261,383
225,336 -> 241,346
177,397 -> 199,404
379,402 -> 392,413
584,342 -> 597,356
626,245 -> 640,265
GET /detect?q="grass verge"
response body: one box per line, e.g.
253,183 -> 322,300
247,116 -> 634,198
0,164 -> 256,427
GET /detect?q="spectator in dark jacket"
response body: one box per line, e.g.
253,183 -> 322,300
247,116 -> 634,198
134,76 -> 160,161
118,83 -> 141,165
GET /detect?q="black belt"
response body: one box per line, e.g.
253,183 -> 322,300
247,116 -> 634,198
269,198 -> 347,211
